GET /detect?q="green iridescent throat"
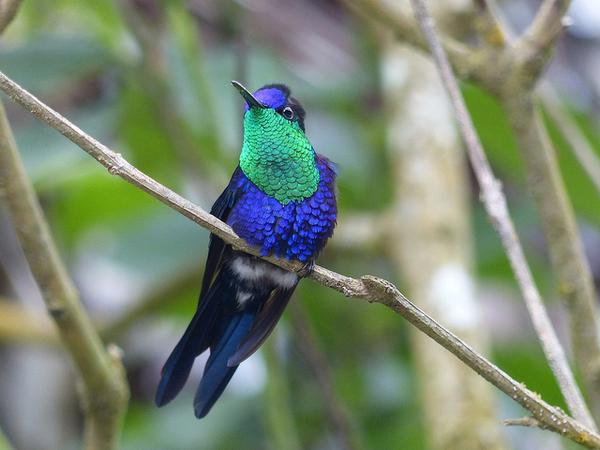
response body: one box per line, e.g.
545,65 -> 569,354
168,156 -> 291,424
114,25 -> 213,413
240,108 -> 319,205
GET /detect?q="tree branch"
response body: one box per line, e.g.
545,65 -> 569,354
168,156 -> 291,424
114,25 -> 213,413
0,300 -> 56,345
504,416 -> 546,429
541,84 -> 600,197
1,72 -> 599,448
501,89 -> 600,425
512,0 -> 571,82
477,2 -> 600,421
0,101 -> 129,450
382,39 -> 507,450
470,0 -> 503,47
408,0 -> 596,432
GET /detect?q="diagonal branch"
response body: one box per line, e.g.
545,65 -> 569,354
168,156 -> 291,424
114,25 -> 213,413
472,0 -> 506,47
1,72 -> 600,448
541,84 -> 600,197
0,101 -> 129,450
408,0 -> 596,432
0,300 -> 56,344
513,0 -> 571,82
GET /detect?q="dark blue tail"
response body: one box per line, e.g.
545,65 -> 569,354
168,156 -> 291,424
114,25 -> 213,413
156,258 -> 295,418
155,275 -> 233,407
194,312 -> 255,418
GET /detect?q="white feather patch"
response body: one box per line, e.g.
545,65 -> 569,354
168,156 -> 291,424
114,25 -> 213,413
231,257 -> 268,280
268,270 -> 298,289
231,257 -> 298,289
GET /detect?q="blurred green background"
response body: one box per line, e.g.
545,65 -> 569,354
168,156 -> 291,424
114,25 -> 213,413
1,1 -> 600,449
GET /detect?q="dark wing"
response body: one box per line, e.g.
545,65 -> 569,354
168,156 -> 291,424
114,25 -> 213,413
227,283 -> 298,366
199,167 -> 244,300
155,272 -> 234,407
155,168 -> 244,407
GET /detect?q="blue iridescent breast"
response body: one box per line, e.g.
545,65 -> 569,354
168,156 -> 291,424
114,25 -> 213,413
227,155 -> 337,262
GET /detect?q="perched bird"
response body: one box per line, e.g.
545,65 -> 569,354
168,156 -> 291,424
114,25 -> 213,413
155,81 -> 338,418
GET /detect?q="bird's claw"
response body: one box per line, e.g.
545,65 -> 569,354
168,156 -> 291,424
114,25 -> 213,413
297,260 -> 315,278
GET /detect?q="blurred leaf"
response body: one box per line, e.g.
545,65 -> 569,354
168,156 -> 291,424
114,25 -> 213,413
0,35 -> 113,93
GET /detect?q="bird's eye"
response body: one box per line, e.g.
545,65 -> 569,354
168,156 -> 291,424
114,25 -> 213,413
282,106 -> 294,120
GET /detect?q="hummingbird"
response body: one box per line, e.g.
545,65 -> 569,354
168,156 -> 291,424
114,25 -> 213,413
155,81 -> 338,418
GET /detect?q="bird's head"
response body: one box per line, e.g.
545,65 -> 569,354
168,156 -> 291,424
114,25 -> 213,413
231,81 -> 318,204
232,80 -> 306,132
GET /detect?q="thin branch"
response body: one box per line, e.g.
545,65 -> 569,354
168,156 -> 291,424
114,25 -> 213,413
490,0 -> 600,421
541,84 -> 600,196
344,0 -> 600,428
408,0 -> 596,432
0,300 -> 56,345
472,0 -> 506,47
0,101 -> 129,450
504,416 -> 546,429
0,0 -> 22,34
501,89 -> 600,426
513,0 -> 571,81
1,72 -> 599,448
383,42 -> 507,449
0,213 -> 379,346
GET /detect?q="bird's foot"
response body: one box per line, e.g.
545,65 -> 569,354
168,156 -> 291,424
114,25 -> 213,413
297,260 -> 315,278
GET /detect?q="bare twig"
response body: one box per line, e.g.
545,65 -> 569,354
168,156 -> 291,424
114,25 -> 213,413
408,0 -> 596,432
383,41 -> 507,450
0,300 -> 56,345
501,90 -> 600,425
541,84 -> 600,196
513,0 -> 571,82
485,0 -> 600,421
0,101 -> 129,450
1,72 -> 600,448
504,416 -> 546,429
472,0 -> 506,47
0,0 -> 22,34
345,0 -> 600,428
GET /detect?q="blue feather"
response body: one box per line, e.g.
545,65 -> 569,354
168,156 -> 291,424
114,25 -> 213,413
194,312 -> 255,418
155,275 -> 233,407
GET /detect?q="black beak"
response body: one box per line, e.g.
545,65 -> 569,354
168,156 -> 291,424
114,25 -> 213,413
231,80 -> 266,109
